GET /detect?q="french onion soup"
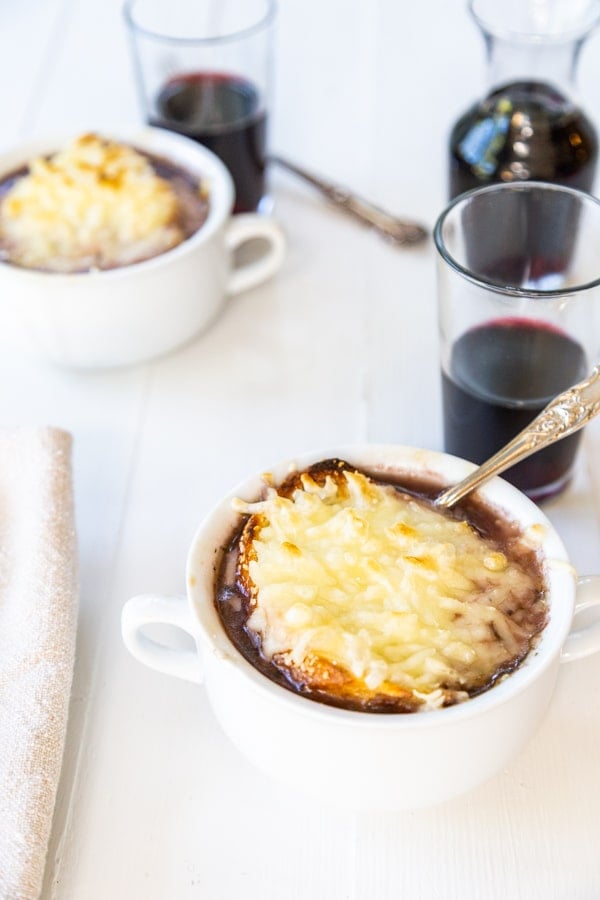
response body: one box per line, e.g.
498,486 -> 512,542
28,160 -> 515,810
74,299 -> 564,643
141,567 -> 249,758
215,459 -> 547,713
0,133 -> 209,273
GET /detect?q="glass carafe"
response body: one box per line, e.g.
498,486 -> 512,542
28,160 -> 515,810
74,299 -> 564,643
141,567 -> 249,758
449,0 -> 600,198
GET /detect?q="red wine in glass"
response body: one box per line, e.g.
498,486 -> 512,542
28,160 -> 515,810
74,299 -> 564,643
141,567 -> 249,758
442,318 -> 587,500
449,81 -> 598,198
151,72 -> 267,214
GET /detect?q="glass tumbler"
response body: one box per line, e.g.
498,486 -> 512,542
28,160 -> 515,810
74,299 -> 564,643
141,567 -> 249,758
124,0 -> 276,213
434,181 -> 600,502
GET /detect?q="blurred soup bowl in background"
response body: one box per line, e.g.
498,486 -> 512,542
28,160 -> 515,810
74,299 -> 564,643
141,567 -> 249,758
0,127 -> 285,370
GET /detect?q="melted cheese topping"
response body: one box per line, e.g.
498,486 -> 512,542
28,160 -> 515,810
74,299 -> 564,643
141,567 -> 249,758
233,467 -> 545,709
0,133 -> 191,272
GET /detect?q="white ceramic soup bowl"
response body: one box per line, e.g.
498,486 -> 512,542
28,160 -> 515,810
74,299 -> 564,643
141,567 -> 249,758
121,445 -> 600,811
0,127 -> 285,369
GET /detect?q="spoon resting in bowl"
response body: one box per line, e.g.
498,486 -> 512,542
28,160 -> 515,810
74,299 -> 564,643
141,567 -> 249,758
436,366 -> 600,509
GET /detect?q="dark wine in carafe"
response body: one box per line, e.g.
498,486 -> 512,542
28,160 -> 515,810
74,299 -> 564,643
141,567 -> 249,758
449,80 -> 598,198
448,1 -> 600,199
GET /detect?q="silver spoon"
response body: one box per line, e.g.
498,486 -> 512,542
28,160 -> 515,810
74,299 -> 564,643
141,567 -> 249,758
269,154 -> 428,247
436,365 -> 600,509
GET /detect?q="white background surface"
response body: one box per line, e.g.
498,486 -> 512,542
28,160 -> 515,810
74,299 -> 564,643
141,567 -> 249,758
1,1 -> 600,897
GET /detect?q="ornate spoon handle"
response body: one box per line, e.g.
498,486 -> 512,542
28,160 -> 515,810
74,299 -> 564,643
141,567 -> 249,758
270,155 -> 428,246
436,365 -> 600,509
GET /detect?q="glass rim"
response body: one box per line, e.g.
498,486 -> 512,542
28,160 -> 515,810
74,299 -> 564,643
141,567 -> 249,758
123,0 -> 277,45
433,181 -> 600,298
469,0 -> 600,45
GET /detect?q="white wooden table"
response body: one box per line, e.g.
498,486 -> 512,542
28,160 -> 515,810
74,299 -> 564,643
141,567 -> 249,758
1,1 -> 600,897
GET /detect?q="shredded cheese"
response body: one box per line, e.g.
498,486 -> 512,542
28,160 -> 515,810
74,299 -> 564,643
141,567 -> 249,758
234,466 -> 546,708
0,133 -> 190,272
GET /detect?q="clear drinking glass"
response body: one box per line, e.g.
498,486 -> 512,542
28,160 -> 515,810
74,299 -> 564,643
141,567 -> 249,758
434,181 -> 600,502
124,0 -> 276,213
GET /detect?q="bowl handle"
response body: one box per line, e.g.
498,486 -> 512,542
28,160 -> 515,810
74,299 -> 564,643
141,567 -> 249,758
121,593 -> 203,684
225,214 -> 286,296
561,575 -> 600,662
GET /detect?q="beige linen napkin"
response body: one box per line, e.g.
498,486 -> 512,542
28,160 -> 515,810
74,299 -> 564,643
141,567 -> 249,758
0,427 -> 78,900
